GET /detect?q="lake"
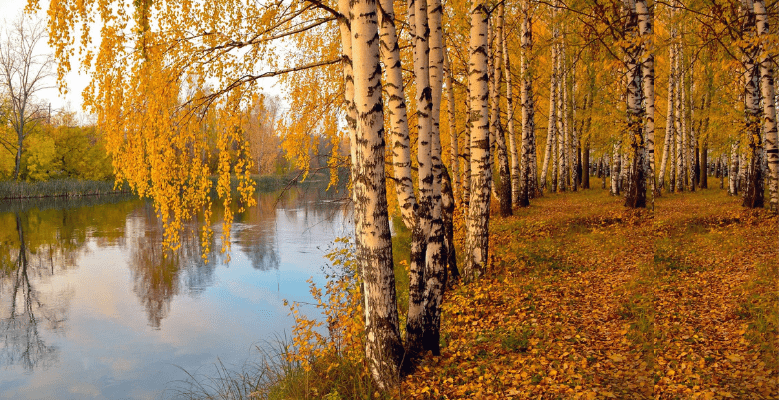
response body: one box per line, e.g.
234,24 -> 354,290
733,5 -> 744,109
0,183 -> 352,399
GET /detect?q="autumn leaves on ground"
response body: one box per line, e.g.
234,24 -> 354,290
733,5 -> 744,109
398,185 -> 777,399
266,182 -> 776,400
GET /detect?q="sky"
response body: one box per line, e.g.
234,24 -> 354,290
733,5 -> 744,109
0,0 -> 90,117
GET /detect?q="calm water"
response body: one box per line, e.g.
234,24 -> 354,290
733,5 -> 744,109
0,184 -> 351,399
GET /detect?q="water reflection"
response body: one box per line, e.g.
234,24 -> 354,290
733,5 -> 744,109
0,213 -> 69,371
234,190 -> 282,272
0,182 -> 350,397
127,203 -> 218,329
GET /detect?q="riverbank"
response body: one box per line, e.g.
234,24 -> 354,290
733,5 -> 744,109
0,173 -> 307,200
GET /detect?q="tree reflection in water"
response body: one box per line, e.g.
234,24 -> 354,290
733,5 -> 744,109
128,203 -> 218,329
0,214 -> 69,371
0,197 -> 135,371
235,188 -> 282,272
126,183 -> 351,329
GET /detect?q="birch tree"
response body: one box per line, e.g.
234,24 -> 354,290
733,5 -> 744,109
659,35 -> 676,192
518,0 -> 535,206
622,0 -> 646,208
492,5 -> 513,216
347,0 -> 405,385
755,0 -> 778,211
503,4 -> 521,206
463,0 -> 491,282
740,0 -> 764,208
637,0 -> 655,200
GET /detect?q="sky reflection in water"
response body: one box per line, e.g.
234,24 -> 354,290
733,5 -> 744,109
0,184 -> 351,399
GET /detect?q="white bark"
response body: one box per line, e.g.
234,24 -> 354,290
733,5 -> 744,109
406,0 -> 432,359
556,42 -> 566,192
637,0 -> 655,198
503,5 -> 520,205
611,141 -> 621,195
730,141 -> 739,195
348,0 -> 403,386
422,0 -> 446,355
659,38 -> 676,191
741,0 -> 764,206
541,20 -> 558,191
491,6 -> 512,216
623,0 -> 646,207
378,0 -> 426,365
519,0 -> 534,206
379,0 -> 416,230
444,49 -> 460,200
464,0 -> 490,282
755,0 -> 779,211
562,42 -> 571,191
675,43 -> 684,192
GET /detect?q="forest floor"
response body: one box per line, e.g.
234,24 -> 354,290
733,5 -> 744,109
401,181 -> 778,399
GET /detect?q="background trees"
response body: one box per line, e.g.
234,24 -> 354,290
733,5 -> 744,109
0,14 -> 53,181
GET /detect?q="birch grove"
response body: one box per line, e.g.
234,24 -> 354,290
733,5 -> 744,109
30,0 -> 779,391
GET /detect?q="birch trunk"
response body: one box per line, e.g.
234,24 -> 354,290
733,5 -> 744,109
637,0 -> 656,199
444,49 -> 460,200
659,38 -> 675,192
530,123 -> 540,197
689,123 -> 697,192
519,0 -> 534,206
463,91 -> 472,204
621,150 -> 630,195
405,0 -> 432,361
623,0 -> 646,207
688,78 -> 697,192
487,20 -> 498,201
729,142 -> 739,195
541,26 -> 558,192
755,0 -> 778,211
742,0 -> 764,207
611,141 -> 621,195
582,87 -> 594,189
674,43 -> 685,192
583,142 -> 590,188
503,4 -> 520,205
556,43 -> 567,192
490,7 -> 513,217
338,0 -> 357,182
572,84 -> 579,191
441,165 -> 459,285
739,151 -> 748,196
464,0 -> 491,282
561,43 -> 570,191
349,0 -> 403,386
379,0 -> 416,230
700,92 -> 711,189
422,0 -> 447,355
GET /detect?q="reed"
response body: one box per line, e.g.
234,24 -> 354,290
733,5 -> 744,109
0,179 -> 131,199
